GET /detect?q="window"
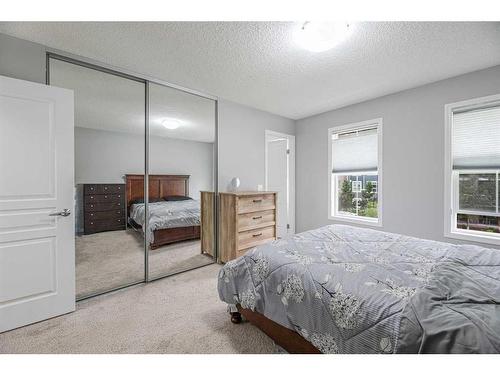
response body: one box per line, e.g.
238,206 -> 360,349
328,118 -> 382,226
445,95 -> 500,245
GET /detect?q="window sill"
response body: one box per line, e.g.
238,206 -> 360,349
445,230 -> 500,247
328,214 -> 382,228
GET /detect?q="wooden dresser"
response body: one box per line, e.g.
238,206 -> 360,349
219,191 -> 277,262
83,183 -> 126,235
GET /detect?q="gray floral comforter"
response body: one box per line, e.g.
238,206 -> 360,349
217,224 -> 500,353
130,199 -> 200,243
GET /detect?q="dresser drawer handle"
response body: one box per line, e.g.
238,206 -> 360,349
252,232 -> 263,237
104,187 -> 108,190
90,222 -> 94,225
252,199 -> 262,203
104,195 -> 108,198
252,216 -> 262,220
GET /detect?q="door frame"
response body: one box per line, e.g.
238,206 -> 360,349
265,130 -> 295,235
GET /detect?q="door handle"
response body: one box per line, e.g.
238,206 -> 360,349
49,209 -> 71,217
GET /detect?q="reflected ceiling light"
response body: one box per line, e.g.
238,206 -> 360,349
295,21 -> 352,52
161,118 -> 182,130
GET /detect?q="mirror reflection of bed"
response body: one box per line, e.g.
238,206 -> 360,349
126,174 -> 214,279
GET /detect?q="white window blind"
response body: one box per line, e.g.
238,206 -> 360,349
331,127 -> 378,173
452,106 -> 500,169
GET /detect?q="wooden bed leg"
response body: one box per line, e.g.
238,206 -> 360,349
230,312 -> 242,324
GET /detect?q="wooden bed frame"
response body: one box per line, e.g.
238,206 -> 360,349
231,305 -> 320,354
125,174 -> 200,249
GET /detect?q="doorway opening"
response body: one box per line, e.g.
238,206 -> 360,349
265,130 -> 295,238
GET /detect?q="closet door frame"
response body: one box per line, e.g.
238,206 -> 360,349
46,50 -> 219,300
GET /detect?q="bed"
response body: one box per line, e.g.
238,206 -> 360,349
125,174 -> 200,249
218,224 -> 500,354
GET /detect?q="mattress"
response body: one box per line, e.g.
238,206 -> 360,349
217,224 -> 500,353
129,199 -> 200,242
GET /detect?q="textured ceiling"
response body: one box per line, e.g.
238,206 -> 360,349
50,57 -> 215,142
1,22 -> 500,119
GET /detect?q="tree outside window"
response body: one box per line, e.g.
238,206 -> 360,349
337,175 -> 378,218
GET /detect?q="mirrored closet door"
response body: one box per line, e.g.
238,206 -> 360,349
49,56 -> 147,300
49,54 -> 218,299
146,82 -> 217,280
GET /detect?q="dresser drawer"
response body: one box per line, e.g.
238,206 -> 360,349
237,194 -> 275,214
85,209 -> 124,221
85,217 -> 125,231
85,193 -> 124,203
84,184 -> 124,195
85,201 -> 124,212
237,225 -> 275,251
238,209 -> 275,232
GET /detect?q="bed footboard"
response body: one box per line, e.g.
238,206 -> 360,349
150,226 -> 200,249
233,304 -> 320,354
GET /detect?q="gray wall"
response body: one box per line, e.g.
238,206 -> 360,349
296,64 -> 500,249
0,33 -> 46,84
218,99 -> 295,191
0,32 -> 296,195
75,127 -> 214,198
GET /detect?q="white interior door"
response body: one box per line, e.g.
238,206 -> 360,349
265,130 -> 295,238
0,75 -> 75,333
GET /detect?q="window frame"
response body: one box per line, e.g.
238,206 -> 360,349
328,118 -> 383,227
444,94 -> 500,246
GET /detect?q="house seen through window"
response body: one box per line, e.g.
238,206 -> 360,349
329,119 -> 382,225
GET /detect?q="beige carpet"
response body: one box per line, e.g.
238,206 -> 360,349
76,229 -> 213,298
0,264 -> 275,354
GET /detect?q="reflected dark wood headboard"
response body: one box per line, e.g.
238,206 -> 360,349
125,174 -> 190,214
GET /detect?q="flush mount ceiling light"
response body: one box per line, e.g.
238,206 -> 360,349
161,118 -> 182,130
295,21 -> 352,52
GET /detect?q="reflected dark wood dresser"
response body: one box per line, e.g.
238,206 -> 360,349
83,183 -> 126,234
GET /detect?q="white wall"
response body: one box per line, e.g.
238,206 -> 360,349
218,99 -> 296,192
296,64 -> 500,249
75,127 -> 214,198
